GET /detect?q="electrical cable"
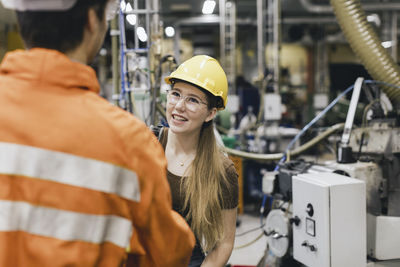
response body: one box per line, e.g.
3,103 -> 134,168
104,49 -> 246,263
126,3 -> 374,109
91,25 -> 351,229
235,224 -> 265,237
365,80 -> 400,90
254,124 -> 345,221
258,79 -> 400,228
260,194 -> 268,217
357,132 -> 366,161
258,82 -> 356,228
275,82 -> 355,171
118,7 -> 127,107
233,232 -> 265,250
233,79 -> 399,251
362,99 -> 380,126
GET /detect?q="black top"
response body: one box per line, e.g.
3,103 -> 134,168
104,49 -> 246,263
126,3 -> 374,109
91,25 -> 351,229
159,128 -> 239,265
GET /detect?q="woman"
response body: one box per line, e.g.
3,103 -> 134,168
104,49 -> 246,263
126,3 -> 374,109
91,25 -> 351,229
160,55 -> 238,267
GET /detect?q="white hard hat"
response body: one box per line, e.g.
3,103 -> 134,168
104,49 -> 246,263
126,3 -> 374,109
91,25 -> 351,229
1,0 -> 78,11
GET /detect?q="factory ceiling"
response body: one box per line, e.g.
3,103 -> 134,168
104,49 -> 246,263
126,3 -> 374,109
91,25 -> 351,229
1,0 -> 399,26
160,0 -> 400,23
1,0 -> 399,44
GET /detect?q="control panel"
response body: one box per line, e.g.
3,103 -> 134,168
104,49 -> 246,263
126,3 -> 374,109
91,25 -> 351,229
292,172 -> 366,267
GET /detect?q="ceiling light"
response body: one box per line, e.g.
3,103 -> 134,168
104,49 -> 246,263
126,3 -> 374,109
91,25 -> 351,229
120,0 -> 126,11
125,2 -> 132,12
165,26 -> 175,37
202,0 -> 216,15
367,14 -> 381,27
126,14 -> 137,25
137,27 -> 148,42
99,48 -> 107,56
382,41 -> 393,48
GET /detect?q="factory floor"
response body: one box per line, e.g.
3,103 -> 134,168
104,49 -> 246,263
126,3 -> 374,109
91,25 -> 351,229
228,212 -> 267,267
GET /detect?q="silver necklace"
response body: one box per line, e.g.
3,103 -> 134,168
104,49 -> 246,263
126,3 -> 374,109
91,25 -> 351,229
179,155 -> 194,167
179,158 -> 189,167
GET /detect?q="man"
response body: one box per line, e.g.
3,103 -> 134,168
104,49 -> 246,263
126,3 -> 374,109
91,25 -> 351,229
0,0 -> 195,266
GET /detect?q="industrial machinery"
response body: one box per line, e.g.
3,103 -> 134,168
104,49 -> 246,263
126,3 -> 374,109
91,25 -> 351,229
222,0 -> 400,265
258,76 -> 400,267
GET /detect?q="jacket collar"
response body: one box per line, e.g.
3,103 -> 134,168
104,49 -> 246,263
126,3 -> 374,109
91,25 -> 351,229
0,48 -> 100,93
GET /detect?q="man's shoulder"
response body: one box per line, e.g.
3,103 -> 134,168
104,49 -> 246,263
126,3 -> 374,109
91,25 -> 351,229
93,99 -> 146,129
90,100 -> 157,146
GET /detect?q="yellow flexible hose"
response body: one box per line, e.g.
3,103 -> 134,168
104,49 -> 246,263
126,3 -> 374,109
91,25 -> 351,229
330,0 -> 400,105
224,123 -> 344,162
233,232 -> 265,250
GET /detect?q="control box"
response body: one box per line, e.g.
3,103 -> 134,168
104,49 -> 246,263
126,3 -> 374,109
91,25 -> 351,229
264,93 -> 282,121
292,172 -> 366,267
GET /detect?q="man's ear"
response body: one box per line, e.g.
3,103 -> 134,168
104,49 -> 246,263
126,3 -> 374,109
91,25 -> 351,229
205,108 -> 217,122
86,8 -> 98,33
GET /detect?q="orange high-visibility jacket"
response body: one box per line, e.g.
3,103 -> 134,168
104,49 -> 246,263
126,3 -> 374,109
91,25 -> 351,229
0,48 -> 195,267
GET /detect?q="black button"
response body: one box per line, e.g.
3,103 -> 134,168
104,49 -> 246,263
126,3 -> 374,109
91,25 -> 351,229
290,216 -> 301,226
306,203 -> 314,217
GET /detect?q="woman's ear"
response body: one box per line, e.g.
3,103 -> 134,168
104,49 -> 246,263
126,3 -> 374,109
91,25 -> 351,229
205,107 -> 217,122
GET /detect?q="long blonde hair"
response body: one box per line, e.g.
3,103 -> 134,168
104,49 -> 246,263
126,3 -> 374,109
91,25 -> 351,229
181,90 -> 229,252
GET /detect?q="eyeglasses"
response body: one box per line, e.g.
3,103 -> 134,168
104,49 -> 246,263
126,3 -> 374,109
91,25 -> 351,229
106,0 -> 119,21
166,89 -> 208,112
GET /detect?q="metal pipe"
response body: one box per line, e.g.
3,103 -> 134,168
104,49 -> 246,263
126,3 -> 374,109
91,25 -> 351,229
256,0 -> 265,123
173,23 -> 181,64
150,0 -> 161,125
110,17 -> 120,106
175,15 -> 220,25
230,1 -> 237,94
301,0 -> 400,13
391,12 -> 398,61
228,0 -> 237,94
173,16 -> 338,27
330,0 -> 400,105
283,17 -> 336,24
118,6 -> 128,110
256,0 -> 265,80
123,10 -> 157,14
219,0 -> 226,67
273,0 -> 281,93
133,0 -> 138,50
224,123 -> 345,162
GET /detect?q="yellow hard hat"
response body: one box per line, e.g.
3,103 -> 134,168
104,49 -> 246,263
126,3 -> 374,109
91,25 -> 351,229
165,55 -> 228,110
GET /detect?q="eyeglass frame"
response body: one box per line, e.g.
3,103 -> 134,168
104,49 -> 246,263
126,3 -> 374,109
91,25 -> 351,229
166,89 -> 209,112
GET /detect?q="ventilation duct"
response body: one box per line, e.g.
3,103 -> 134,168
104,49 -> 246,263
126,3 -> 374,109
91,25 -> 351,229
330,0 -> 400,105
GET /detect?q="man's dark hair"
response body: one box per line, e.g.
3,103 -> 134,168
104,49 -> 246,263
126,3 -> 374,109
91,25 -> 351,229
17,0 -> 109,53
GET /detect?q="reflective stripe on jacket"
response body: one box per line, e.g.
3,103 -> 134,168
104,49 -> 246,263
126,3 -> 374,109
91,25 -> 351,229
0,48 -> 195,267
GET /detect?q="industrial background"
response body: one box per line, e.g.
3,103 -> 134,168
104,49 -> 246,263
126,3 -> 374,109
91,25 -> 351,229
1,0 -> 400,266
